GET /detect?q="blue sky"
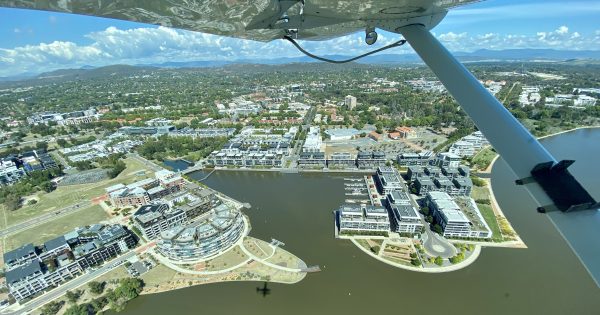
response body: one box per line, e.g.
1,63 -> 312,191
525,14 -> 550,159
1,0 -> 599,76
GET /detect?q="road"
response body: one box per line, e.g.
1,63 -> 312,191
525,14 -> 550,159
127,153 -> 162,172
407,192 -> 456,259
2,251 -> 136,315
422,230 -> 456,258
0,201 -> 91,237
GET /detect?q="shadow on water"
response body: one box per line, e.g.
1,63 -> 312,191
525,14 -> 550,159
256,282 -> 271,298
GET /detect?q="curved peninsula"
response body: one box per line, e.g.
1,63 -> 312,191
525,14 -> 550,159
337,152 -> 526,272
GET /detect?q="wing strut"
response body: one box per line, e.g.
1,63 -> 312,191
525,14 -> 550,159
397,23 -> 596,213
398,23 -> 600,287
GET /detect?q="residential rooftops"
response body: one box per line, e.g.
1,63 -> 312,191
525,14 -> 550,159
3,243 -> 36,265
5,260 -> 43,285
44,236 -> 67,252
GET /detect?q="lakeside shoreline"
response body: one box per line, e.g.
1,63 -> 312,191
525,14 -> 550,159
349,237 -> 482,273
483,125 -> 600,241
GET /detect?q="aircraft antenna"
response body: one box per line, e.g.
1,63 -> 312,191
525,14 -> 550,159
283,36 -> 406,64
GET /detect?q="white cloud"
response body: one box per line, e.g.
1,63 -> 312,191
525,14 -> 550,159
557,26 -> 569,35
0,25 -> 599,77
438,32 -> 468,42
436,25 -> 599,51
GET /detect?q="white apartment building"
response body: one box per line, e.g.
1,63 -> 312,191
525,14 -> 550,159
345,95 -> 357,110
337,205 -> 390,233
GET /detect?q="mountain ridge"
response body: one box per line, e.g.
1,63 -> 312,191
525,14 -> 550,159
1,48 -> 599,84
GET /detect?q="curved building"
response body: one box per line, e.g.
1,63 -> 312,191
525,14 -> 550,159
156,204 -> 245,262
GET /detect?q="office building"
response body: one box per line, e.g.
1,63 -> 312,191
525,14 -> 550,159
106,170 -> 183,208
337,204 -> 390,234
357,151 -> 386,169
435,152 -> 461,168
426,192 -> 491,239
406,165 -> 425,181
298,152 -> 326,168
345,95 -> 357,110
397,151 -> 432,166
448,141 -> 475,157
327,152 -> 356,168
374,166 -> 404,194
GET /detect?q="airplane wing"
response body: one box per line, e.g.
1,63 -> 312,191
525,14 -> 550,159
0,0 -> 480,41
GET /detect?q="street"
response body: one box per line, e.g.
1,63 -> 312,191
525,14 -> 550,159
407,193 -> 456,259
0,201 -> 91,237
127,153 -> 162,172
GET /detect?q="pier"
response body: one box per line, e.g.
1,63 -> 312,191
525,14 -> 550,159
300,266 -> 321,273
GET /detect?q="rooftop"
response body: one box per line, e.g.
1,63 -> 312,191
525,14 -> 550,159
365,206 -> 388,216
44,235 -> 67,252
97,225 -> 128,244
3,243 -> 35,264
5,260 -> 43,285
388,191 -> 411,205
453,177 -> 473,188
339,204 -> 362,214
441,209 -> 470,223
394,204 -> 420,220
454,197 -> 491,232
325,128 -> 360,137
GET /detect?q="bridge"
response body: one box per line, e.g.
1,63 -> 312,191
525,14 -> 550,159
180,163 -> 206,175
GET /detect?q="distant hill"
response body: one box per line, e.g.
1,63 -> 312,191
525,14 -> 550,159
141,49 -> 600,68
454,49 -> 600,61
0,48 -> 599,85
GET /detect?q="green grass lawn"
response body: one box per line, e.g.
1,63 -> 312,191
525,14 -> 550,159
471,147 -> 497,171
205,245 -> 248,271
140,264 -> 177,288
6,204 -> 109,250
1,157 -> 151,228
471,186 -> 490,201
94,265 -> 132,284
477,203 -> 503,242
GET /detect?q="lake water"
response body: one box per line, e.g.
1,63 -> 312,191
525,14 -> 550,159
117,128 -> 600,315
162,159 -> 193,172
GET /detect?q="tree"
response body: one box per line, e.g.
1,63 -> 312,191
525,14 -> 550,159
88,281 -> 106,295
107,160 -> 126,179
434,256 -> 444,266
4,194 -> 21,211
63,304 -> 90,315
449,252 -> 466,264
40,301 -> 64,315
433,224 -> 443,234
106,278 -> 145,311
73,160 -> 94,171
65,289 -> 83,304
57,138 -> 69,148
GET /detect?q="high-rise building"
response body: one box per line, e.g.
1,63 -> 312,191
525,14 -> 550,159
345,95 -> 357,110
